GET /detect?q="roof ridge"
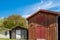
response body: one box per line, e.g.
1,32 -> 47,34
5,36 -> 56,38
26,9 -> 60,20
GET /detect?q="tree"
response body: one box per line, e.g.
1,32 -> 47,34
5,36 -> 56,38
0,18 -> 4,27
3,14 -> 27,29
0,18 -> 8,32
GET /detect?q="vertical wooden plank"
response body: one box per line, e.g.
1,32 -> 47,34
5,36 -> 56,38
11,30 -> 16,39
28,24 -> 36,40
35,26 -> 47,40
44,14 -> 48,40
47,14 -> 57,40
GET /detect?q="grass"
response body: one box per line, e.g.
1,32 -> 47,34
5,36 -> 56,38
0,38 -> 16,40
0,38 -> 26,40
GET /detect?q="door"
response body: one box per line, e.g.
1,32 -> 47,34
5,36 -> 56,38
35,26 -> 46,40
58,16 -> 60,40
11,30 -> 16,39
21,30 -> 28,40
16,30 -> 21,39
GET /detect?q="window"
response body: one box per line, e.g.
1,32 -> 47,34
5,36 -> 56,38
5,31 -> 7,36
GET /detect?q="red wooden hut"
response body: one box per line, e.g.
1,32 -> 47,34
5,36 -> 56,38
27,9 -> 60,40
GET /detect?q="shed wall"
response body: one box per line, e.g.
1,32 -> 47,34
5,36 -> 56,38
28,13 -> 57,40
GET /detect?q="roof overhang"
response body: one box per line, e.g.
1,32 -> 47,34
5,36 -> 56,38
26,9 -> 60,20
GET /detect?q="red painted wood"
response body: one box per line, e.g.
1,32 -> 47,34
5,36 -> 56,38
36,15 -> 46,24
35,26 -> 46,39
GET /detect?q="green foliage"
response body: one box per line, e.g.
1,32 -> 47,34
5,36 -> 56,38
0,18 -> 8,31
0,18 -> 4,27
0,38 -> 16,40
3,14 -> 27,29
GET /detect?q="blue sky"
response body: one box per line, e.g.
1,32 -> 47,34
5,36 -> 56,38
0,0 -> 60,18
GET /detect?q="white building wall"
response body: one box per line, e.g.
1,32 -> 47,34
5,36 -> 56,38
0,31 -> 9,38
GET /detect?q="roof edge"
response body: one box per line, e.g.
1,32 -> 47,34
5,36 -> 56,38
26,9 -> 60,20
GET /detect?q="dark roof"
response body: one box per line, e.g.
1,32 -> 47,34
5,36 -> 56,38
26,9 -> 60,20
11,26 -> 28,30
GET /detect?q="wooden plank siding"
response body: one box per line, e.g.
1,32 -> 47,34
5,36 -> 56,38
27,10 -> 58,40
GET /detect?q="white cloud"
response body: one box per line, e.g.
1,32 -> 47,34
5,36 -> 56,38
40,1 -> 53,9
22,14 -> 31,18
21,0 -> 60,18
